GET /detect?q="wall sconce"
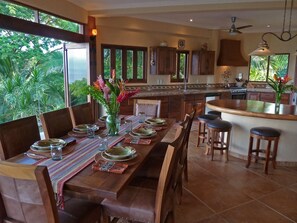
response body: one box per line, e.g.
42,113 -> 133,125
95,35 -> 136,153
91,28 -> 98,37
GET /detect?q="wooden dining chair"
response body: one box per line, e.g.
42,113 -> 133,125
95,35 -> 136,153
0,115 -> 40,160
69,102 -> 95,126
133,99 -> 161,118
101,144 -> 177,223
40,108 -> 73,138
0,161 -> 101,223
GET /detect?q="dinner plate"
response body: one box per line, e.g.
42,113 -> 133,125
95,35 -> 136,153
145,118 -> 166,126
132,128 -> 156,136
73,124 -> 99,133
101,151 -> 137,162
129,131 -> 157,139
99,116 -> 107,122
31,138 -> 66,151
104,146 -> 136,159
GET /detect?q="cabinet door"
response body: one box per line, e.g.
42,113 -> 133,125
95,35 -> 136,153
191,50 -> 215,75
260,92 -> 275,103
247,92 -> 260,101
281,93 -> 290,104
150,47 -> 176,75
221,92 -> 231,99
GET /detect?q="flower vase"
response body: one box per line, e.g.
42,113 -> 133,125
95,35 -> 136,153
275,91 -> 282,114
106,114 -> 120,136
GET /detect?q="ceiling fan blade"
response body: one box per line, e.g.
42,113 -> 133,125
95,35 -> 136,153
237,25 -> 253,30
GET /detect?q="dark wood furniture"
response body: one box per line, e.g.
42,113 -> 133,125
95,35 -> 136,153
196,114 -> 219,147
69,102 -> 95,126
247,91 -> 290,104
246,127 -> 281,174
191,50 -> 215,75
0,161 -> 101,223
101,145 -> 177,223
206,119 -> 232,161
9,118 -> 175,201
150,46 -> 176,75
0,116 -> 40,160
40,108 -> 73,138
133,99 -> 161,117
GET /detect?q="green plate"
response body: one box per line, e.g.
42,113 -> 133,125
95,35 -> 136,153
146,118 -> 166,125
104,146 -> 136,159
132,128 -> 156,136
73,124 -> 99,133
31,138 -> 66,151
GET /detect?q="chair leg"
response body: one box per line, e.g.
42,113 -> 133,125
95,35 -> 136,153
272,138 -> 279,169
264,140 -> 272,174
246,136 -> 253,168
255,138 -> 260,163
211,130 -> 215,161
184,153 -> 188,182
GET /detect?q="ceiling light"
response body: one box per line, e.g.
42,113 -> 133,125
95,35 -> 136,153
266,24 -> 271,28
250,0 -> 297,56
189,19 -> 193,22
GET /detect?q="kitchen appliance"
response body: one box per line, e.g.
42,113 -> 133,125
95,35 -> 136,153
230,86 -> 247,99
205,92 -> 221,114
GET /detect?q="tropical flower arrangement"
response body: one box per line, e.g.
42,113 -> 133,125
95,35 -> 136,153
84,70 -> 139,135
267,73 -> 295,106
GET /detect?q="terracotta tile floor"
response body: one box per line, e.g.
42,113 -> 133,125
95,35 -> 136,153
175,121 -> 297,223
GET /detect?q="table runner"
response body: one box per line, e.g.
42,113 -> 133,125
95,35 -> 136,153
37,115 -> 141,207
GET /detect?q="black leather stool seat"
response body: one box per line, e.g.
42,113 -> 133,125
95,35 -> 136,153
250,127 -> 281,137
197,114 -> 219,122
207,119 -> 232,131
208,111 -> 222,118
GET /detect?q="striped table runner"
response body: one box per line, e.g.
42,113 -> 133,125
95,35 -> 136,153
37,115 -> 141,207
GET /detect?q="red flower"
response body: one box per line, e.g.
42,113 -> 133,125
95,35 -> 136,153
117,89 -> 140,103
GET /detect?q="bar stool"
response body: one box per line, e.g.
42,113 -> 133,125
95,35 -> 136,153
206,119 -> 232,161
197,114 -> 219,147
246,127 -> 281,174
208,110 -> 222,119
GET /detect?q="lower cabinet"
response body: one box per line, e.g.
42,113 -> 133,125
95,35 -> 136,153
247,91 -> 290,104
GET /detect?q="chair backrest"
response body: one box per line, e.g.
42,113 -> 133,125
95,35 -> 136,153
0,161 -> 59,223
40,108 -> 73,139
154,145 -> 177,223
133,99 -> 161,118
69,102 -> 94,126
0,116 -> 40,160
193,102 -> 205,117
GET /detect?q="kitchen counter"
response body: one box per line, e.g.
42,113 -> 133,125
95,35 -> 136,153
206,99 -> 297,164
134,88 -> 230,97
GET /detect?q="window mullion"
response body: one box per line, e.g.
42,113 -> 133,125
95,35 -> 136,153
122,49 -> 127,80
266,56 -> 271,81
133,49 -> 137,80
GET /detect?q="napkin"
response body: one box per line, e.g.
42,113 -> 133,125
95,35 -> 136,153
92,160 -> 128,174
124,138 -> 151,145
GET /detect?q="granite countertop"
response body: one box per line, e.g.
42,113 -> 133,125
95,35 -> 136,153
134,88 -> 231,97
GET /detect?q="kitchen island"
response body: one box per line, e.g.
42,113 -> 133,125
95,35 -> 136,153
206,99 -> 297,164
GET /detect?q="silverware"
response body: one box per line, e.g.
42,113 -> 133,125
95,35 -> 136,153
24,152 -> 48,159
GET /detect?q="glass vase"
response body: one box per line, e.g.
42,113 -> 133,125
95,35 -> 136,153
275,91 -> 282,114
106,113 -> 120,136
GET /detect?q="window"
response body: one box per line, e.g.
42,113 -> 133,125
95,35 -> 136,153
249,54 -> 289,82
0,0 -> 83,34
171,51 -> 189,82
102,44 -> 147,83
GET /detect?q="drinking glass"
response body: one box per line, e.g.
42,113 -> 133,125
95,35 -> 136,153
87,126 -> 95,138
139,112 -> 146,123
125,120 -> 133,133
98,137 -> 108,152
50,144 -> 63,161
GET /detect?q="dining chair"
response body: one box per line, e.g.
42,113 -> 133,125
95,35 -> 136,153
40,108 -> 73,138
101,144 -> 177,223
0,161 -> 101,223
0,115 -> 40,160
133,99 -> 161,118
69,102 -> 95,126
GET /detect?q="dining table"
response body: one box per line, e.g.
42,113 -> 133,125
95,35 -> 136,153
8,116 -> 175,202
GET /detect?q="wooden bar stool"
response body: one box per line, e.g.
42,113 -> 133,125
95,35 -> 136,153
246,127 -> 281,174
206,119 -> 232,161
197,114 -> 219,147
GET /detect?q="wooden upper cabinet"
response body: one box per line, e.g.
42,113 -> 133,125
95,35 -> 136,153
150,46 -> 176,75
191,50 -> 215,75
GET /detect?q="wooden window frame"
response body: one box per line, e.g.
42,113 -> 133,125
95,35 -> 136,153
171,50 -> 189,82
101,44 -> 147,83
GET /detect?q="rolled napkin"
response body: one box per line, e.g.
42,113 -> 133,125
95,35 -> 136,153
92,160 -> 128,174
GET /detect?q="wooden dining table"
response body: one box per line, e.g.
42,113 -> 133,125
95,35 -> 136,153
8,117 -> 175,201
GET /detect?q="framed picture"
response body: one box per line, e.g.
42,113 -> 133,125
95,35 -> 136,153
178,39 -> 185,49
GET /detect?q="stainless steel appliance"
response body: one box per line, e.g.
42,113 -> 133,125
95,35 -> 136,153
205,92 -> 221,114
230,87 -> 247,99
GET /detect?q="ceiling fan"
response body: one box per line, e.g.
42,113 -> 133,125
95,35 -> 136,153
226,16 -> 252,35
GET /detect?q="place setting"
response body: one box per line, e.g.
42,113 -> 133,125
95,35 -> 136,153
129,126 -> 157,138
144,118 -> 168,130
26,138 -> 73,160
93,145 -> 140,173
68,124 -> 99,138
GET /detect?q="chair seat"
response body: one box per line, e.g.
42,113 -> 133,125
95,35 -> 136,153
208,111 -> 222,118
250,127 -> 281,137
59,198 -> 101,223
207,119 -> 232,130
102,186 -> 156,222
197,114 -> 219,122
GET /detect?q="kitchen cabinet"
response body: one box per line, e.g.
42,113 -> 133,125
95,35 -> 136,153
181,94 -> 205,119
150,46 -> 176,75
247,91 -> 290,104
191,50 -> 215,75
220,92 -> 231,99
